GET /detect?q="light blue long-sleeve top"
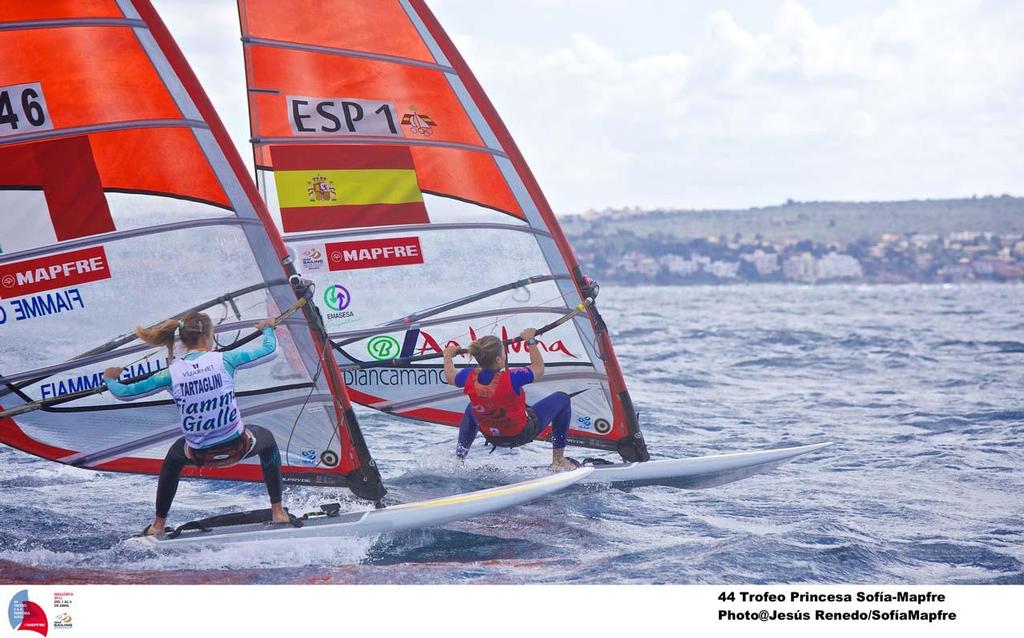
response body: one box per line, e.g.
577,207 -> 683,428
105,327 -> 277,398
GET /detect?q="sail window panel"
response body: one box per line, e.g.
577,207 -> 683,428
0,28 -> 182,130
235,397 -> 347,471
0,1 -> 124,22
2,267 -> 360,476
239,0 -> 435,64
343,307 -> 594,369
104,193 -> 232,232
15,398 -> 182,454
290,227 -> 575,348
357,377 -> 616,436
0,191 -> 55,254
245,46 -> 484,148
418,194 -> 530,226
0,224 -> 273,376
12,390 -> 348,475
335,299 -> 601,428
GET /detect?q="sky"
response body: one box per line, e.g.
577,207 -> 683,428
153,0 -> 1024,214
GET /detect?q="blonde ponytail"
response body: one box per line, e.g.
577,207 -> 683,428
468,335 -> 503,370
135,311 -> 213,360
134,320 -> 179,361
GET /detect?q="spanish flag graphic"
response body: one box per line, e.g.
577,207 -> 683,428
269,145 -> 430,232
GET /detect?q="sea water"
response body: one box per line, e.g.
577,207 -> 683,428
1,283 -> 1021,584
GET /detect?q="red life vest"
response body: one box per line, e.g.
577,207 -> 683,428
463,369 -> 529,437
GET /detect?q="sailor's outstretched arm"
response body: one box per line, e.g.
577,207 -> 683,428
223,323 -> 278,374
442,344 -> 459,385
104,368 -> 171,399
522,328 -> 544,379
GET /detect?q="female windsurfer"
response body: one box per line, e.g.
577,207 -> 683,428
103,311 -> 288,536
443,329 -> 577,471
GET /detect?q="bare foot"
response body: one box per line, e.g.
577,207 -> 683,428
549,459 -> 578,472
549,448 -> 577,472
144,517 -> 167,536
270,503 -> 290,524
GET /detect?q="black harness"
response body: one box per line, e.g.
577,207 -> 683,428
184,429 -> 256,467
482,407 -> 540,451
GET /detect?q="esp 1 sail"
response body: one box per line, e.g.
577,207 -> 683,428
237,0 -> 649,461
0,0 -> 385,500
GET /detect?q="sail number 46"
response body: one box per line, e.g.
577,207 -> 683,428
0,83 -> 53,138
287,96 -> 404,138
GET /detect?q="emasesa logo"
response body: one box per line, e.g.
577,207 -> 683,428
7,590 -> 47,636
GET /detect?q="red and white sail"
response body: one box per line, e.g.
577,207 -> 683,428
238,0 -> 648,460
0,0 -> 385,499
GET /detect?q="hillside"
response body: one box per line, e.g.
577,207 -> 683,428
560,196 -> 1024,285
561,196 -> 1024,244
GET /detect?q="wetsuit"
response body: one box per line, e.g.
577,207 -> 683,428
105,327 -> 282,518
454,366 -> 571,458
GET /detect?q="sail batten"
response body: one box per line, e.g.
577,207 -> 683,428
0,119 -> 209,146
280,221 -> 548,243
243,36 -> 455,72
250,136 -> 508,158
0,18 -> 146,32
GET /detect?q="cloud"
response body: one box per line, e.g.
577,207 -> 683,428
448,0 -> 1024,211
157,1 -> 1024,212
151,0 -> 251,168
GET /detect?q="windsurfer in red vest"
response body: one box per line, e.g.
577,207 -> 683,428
443,329 -> 577,470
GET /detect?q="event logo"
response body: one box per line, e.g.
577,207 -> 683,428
367,335 -> 401,360
300,246 -> 326,273
52,614 -> 72,629
8,590 -> 48,636
323,284 -> 351,311
401,106 -> 437,136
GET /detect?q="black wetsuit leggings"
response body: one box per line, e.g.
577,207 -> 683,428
155,425 -> 283,518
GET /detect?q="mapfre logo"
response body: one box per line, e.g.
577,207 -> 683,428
0,246 -> 111,300
7,590 -> 48,636
326,237 -> 423,271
